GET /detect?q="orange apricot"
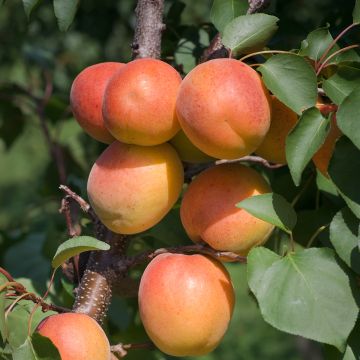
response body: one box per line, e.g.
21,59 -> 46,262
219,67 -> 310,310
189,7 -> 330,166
138,253 -> 235,356
169,130 -> 214,163
312,113 -> 342,177
70,62 -> 124,143
180,163 -> 273,255
103,58 -> 182,146
87,141 -> 184,234
255,96 -> 298,164
176,58 -> 271,159
37,313 -> 110,360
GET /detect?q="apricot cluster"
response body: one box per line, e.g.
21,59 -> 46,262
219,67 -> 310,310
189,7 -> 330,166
62,57 -> 290,357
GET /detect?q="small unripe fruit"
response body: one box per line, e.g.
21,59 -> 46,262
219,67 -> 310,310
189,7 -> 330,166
176,58 -> 271,159
169,130 -> 214,163
37,313 -> 110,360
87,141 -> 184,234
139,253 -> 235,357
255,96 -> 298,164
181,163 -> 273,255
103,58 -> 182,146
70,62 -> 124,143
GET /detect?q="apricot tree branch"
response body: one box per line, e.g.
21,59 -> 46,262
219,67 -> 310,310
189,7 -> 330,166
132,0 -> 165,59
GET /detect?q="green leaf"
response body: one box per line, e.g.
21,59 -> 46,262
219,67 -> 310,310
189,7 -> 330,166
236,193 -> 297,233
248,247 -> 359,351
222,14 -> 279,55
323,64 -> 360,105
353,0 -> 360,23
210,0 -> 247,33
336,87 -> 360,150
330,208 -> 360,274
22,0 -> 42,18
299,27 -> 334,61
329,137 -> 360,219
53,0 -> 80,32
51,236 -> 110,269
247,247 -> 281,291
0,274 -> 7,341
286,107 -> 329,186
174,29 -> 209,74
258,54 -> 318,115
6,301 -> 55,349
12,334 -> 61,360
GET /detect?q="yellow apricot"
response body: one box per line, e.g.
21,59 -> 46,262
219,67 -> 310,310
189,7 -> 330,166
255,96 -> 298,164
176,58 -> 271,159
169,130 -> 214,163
70,62 -> 124,143
180,163 -> 273,255
103,58 -> 182,146
37,313 -> 110,360
138,253 -> 235,356
87,141 -> 184,234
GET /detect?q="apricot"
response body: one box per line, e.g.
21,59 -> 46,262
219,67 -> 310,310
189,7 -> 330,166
70,62 -> 124,143
103,58 -> 182,146
255,96 -> 298,164
138,253 -> 235,356
169,130 -> 214,163
87,141 -> 184,234
312,113 -> 341,177
37,313 -> 110,360
176,58 -> 271,159
180,163 -> 273,255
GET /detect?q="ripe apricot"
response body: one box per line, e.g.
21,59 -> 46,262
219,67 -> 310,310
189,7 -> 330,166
138,253 -> 235,356
169,130 -> 214,163
255,96 -> 298,164
312,113 -> 341,177
176,58 -> 271,159
37,313 -> 110,360
103,58 -> 182,146
180,163 -> 273,255
70,62 -> 124,143
87,141 -> 184,234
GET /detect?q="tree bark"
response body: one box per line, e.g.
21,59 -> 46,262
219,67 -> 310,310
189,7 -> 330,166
132,0 -> 165,59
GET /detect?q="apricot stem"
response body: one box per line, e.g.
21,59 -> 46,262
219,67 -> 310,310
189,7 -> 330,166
316,22 -> 359,71
239,50 -> 294,62
316,44 -> 360,76
0,267 -> 14,282
306,224 -> 329,248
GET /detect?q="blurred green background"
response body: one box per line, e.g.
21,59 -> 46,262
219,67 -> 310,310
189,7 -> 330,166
0,0 -> 358,359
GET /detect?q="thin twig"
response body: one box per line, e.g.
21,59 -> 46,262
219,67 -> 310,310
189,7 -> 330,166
316,22 -> 359,71
127,244 -> 247,269
316,44 -> 360,76
306,224 -> 329,248
239,50 -> 293,62
216,156 -> 285,169
111,342 -> 155,358
0,267 -> 15,282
